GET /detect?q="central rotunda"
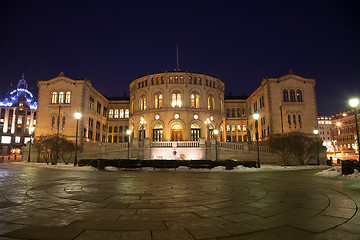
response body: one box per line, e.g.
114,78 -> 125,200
129,71 -> 226,142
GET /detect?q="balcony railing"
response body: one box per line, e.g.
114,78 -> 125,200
150,141 -> 200,148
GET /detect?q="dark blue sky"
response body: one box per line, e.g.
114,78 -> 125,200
1,0 -> 359,114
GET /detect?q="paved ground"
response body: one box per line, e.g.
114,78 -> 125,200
0,163 -> 359,240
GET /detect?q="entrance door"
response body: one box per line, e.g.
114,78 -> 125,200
171,123 -> 183,141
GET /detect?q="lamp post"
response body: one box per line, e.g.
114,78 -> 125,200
27,126 -> 35,162
213,129 -> 219,160
280,104 -> 286,165
313,129 -> 320,165
349,98 -> 360,161
126,129 -> 132,159
205,118 -> 211,141
253,113 -> 260,168
335,122 -> 341,155
74,112 -> 82,166
139,117 -> 146,141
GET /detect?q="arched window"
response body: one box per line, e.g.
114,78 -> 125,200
58,92 -> 64,104
207,95 -> 214,110
226,108 -> 230,117
108,134 -> 112,143
237,108 -> 241,117
125,109 -> 129,118
114,109 -> 119,118
51,92 -> 57,104
191,93 -> 200,108
153,124 -> 163,141
113,135 -> 118,143
242,108 -> 246,117
120,109 -> 124,118
154,93 -> 163,109
288,115 -> 291,128
191,123 -> 201,141
108,126 -> 112,133
140,96 -> 146,110
232,125 -> 236,132
243,125 -> 246,131
289,90 -> 295,102
171,92 -> 182,108
237,125 -> 242,132
169,76 -> 173,83
296,90 -> 303,102
283,90 -> 289,102
180,76 -> 184,83
298,114 -> 302,128
65,92 -> 71,103
114,126 -> 118,133
231,108 -> 236,117
119,126 -> 123,133
174,76 -> 179,83
161,76 -> 164,84
109,109 -> 113,118
226,125 -> 230,132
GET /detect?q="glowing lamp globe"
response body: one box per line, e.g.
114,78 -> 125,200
74,112 -> 82,120
126,129 -> 132,135
313,129 -> 319,135
349,98 -> 359,108
213,129 -> 219,135
253,113 -> 260,120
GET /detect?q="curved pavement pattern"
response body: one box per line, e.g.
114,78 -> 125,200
0,163 -> 359,240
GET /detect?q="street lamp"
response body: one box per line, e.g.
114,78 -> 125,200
204,118 -> 211,141
126,129 -> 132,159
253,113 -> 260,168
74,112 -> 82,166
27,126 -> 35,162
139,117 -> 146,141
213,129 -> 219,160
335,122 -> 341,155
349,98 -> 360,161
313,129 -> 320,165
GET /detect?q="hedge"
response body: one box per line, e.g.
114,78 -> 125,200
78,159 -> 257,169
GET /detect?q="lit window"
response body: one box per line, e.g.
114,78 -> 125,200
59,92 -> 64,104
51,92 -> 57,104
1,136 -> 11,144
109,109 -> 113,118
172,92 -> 182,108
17,118 -> 23,125
237,125 -> 242,131
27,118 -> 30,125
191,93 -> 200,108
243,125 -> 246,131
232,125 -> 236,132
125,109 -> 129,118
140,96 -> 146,110
154,94 -> 162,109
65,91 -> 71,103
226,125 -> 230,132
33,119 -> 36,125
207,95 -> 214,110
15,136 -> 21,143
296,90 -> 302,102
114,109 -> 119,118
120,109 -> 124,118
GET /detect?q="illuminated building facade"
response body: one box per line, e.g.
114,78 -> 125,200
0,74 -> 37,155
35,70 -> 318,151
331,110 -> 359,152
317,116 -> 332,152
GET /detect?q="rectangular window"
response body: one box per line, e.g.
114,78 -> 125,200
17,118 -> 23,125
125,109 -> 129,118
1,136 -> 11,144
120,109 -> 124,118
114,109 -> 119,118
109,109 -> 113,118
15,136 -> 21,143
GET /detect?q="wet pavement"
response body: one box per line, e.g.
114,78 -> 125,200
0,163 -> 359,240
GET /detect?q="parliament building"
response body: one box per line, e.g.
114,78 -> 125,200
35,70 -> 318,150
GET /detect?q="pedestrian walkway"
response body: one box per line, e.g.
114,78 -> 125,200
0,163 -> 359,240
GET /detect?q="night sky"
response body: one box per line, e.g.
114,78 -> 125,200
1,0 -> 359,115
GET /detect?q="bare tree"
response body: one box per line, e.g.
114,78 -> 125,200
269,132 -> 325,165
33,135 -> 76,165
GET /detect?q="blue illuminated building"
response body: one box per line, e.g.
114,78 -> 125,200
0,74 -> 37,156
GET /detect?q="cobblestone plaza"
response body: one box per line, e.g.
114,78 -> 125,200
1,164 -> 360,240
